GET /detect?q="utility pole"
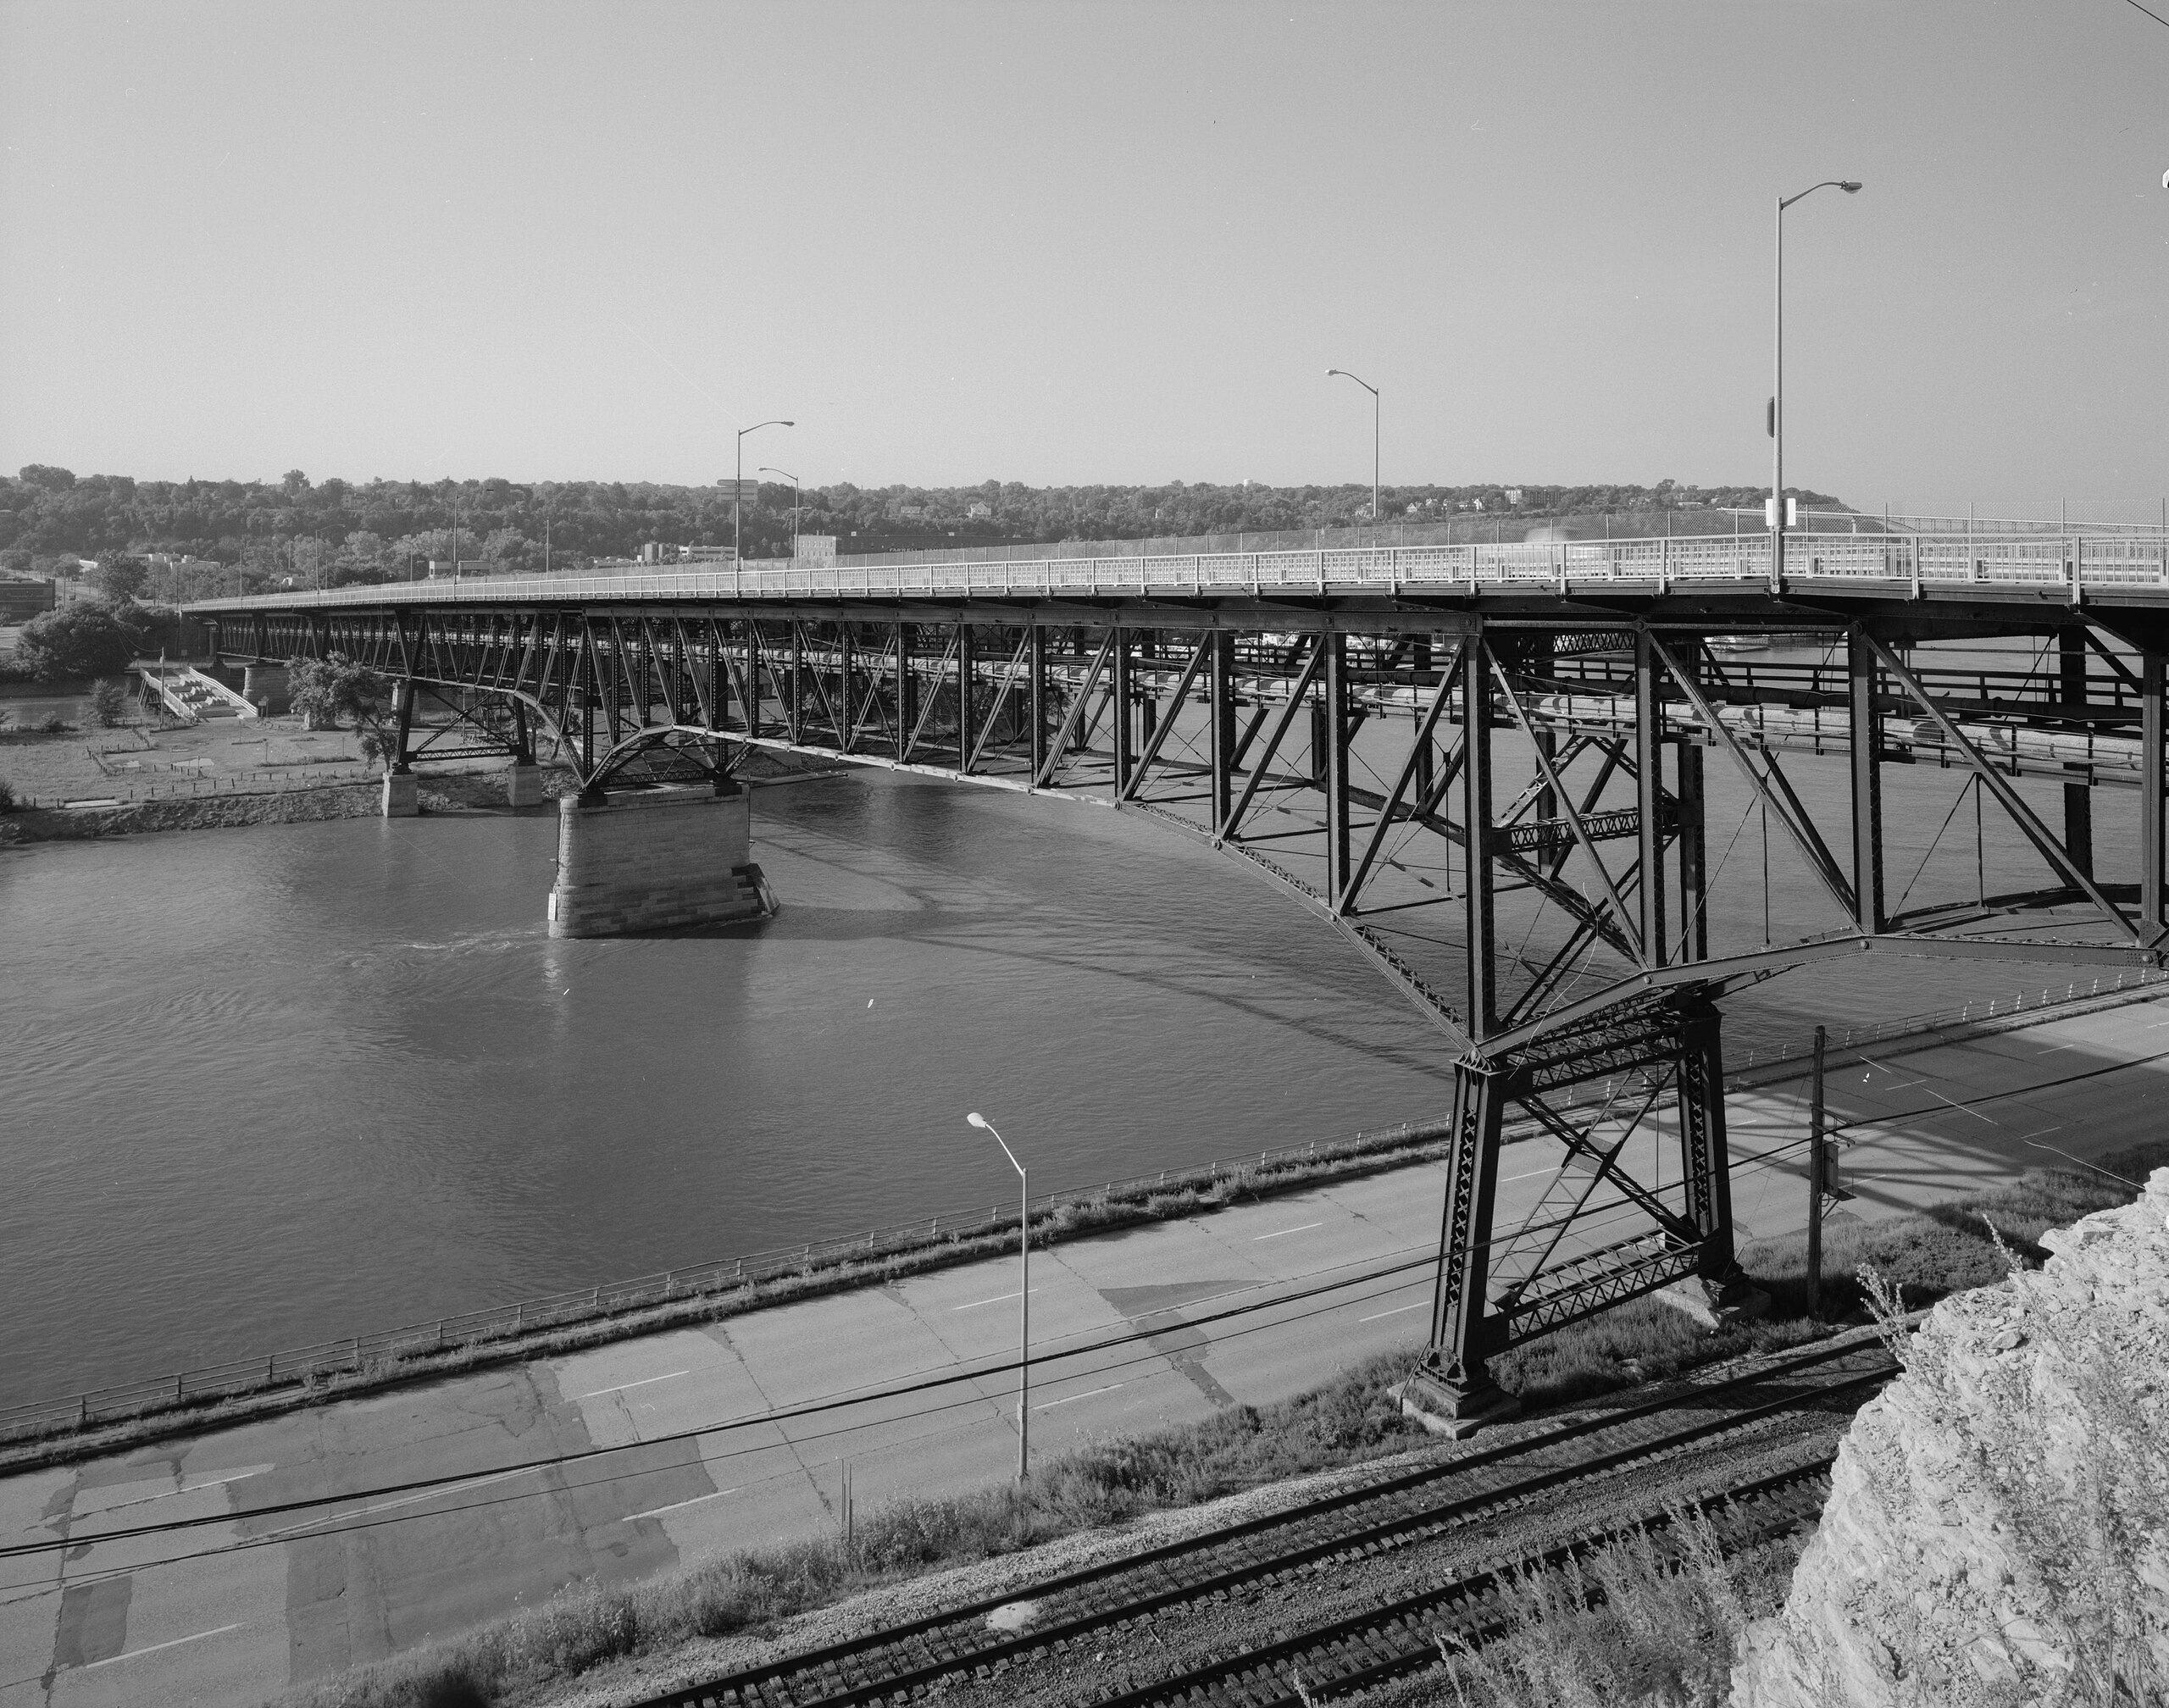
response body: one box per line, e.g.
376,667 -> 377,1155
1806,1023 -> 1827,1318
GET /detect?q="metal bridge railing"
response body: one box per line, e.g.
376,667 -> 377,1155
182,529 -> 2169,615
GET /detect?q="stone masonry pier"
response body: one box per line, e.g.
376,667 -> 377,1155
547,785 -> 773,937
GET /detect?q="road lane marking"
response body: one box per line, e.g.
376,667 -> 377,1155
1502,1166 -> 1556,1184
1253,1222 -> 1324,1240
1035,1384 -> 1125,1411
628,1486 -> 742,1522
2035,1041 -> 2084,1055
580,1371 -> 691,1399
80,1623 -> 242,1670
952,1289 -> 1040,1312
1358,1301 -> 1427,1323
1925,1090 -> 1996,1123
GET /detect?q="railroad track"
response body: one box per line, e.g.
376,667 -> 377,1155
1092,1456 -> 1834,1706
634,1331 -> 1894,1708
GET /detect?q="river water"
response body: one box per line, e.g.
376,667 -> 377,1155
0,714 -> 2134,1403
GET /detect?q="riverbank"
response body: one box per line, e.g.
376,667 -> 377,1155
0,766 -> 552,844
8,965 -> 2166,1472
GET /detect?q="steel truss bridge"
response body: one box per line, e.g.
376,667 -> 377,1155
191,527 -> 2169,1424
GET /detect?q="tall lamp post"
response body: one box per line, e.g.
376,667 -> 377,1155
759,466 -> 801,560
966,1111 -> 1030,1485
1326,369 -> 1380,528
1772,180 -> 1861,584
735,419 -> 794,565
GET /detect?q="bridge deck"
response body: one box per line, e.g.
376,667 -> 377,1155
186,529 -> 2169,616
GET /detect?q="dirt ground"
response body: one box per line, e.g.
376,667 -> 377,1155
0,701 -> 509,810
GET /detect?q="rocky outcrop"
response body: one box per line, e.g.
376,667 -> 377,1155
1732,1168 -> 2169,1706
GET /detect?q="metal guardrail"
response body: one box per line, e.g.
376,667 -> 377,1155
182,529 -> 2169,615
8,962 -> 2163,1445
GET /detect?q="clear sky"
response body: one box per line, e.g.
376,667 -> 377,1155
2,0 -> 2163,511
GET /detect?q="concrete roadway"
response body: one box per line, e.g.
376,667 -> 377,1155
3,995 -> 2166,1706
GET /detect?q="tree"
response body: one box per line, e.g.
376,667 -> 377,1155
287,652 -> 388,732
91,553 -> 150,602
14,599 -> 144,683
91,679 -> 127,728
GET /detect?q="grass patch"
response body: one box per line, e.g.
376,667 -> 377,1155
279,1355 -> 1434,1708
1491,1135 -> 2169,1414
1361,1509 -> 1800,1708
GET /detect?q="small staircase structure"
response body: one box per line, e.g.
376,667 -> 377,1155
136,663 -> 257,723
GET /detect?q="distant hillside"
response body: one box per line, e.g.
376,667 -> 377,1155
0,466 -> 1845,602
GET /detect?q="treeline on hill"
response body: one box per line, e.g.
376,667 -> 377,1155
0,465 -> 1843,602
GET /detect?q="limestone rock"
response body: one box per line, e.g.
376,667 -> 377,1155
1730,1168 -> 2169,1706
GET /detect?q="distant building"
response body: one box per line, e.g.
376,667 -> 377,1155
967,502 -> 992,520
1505,489 -> 1523,505
898,504 -> 926,519
796,535 -> 838,563
0,579 -> 56,622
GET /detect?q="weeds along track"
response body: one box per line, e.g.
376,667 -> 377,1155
634,1331 -> 1893,1708
1092,1456 -> 1835,1708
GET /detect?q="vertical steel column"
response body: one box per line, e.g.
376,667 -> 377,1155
1323,633 -> 1351,906
512,698 -> 532,764
1675,642 -> 1706,962
1676,992 -> 1739,1282
2061,628 -> 2094,877
1112,628 -> 1133,795
1677,739 -> 1706,962
1416,1056 -> 1509,1413
714,619 -> 734,732
838,624 -> 856,755
707,623 -> 728,735
579,640 -> 597,778
1029,625 -> 1049,782
789,625 -> 804,743
1464,634 -> 1498,1040
897,623 -> 918,762
1635,629 -> 1667,967
956,619 -> 974,773
2145,652 -> 2165,940
1410,635 -> 1435,805
391,679 -> 415,774
1208,629 -> 1235,831
742,622 -> 761,737
1848,626 -> 1884,933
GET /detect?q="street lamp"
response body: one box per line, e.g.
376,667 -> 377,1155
735,419 -> 794,565
1772,180 -> 1861,584
1326,369 -> 1380,528
759,467 -> 801,560
966,1111 -> 1030,1485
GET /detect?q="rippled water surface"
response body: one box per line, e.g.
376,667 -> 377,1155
0,756 -> 2116,1401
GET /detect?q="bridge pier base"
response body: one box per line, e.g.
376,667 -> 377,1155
508,762 -> 546,810
381,772 -> 419,818
547,787 -> 773,938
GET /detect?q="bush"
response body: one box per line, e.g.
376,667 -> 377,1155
0,778 -> 16,813
90,679 -> 126,728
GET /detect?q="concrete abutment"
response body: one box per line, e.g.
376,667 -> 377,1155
546,786 -> 774,937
